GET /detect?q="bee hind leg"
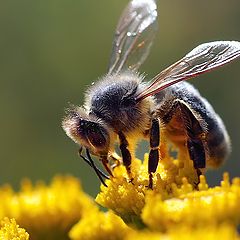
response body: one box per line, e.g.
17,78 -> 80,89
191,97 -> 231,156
176,100 -> 207,183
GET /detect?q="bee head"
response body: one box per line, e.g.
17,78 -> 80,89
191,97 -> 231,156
62,107 -> 111,156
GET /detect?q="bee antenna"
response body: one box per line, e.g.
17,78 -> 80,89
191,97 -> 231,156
78,148 -> 109,187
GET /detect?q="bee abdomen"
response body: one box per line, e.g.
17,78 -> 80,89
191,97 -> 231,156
205,114 -> 231,168
155,82 -> 231,168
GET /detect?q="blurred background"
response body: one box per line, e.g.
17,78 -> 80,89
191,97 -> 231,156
0,0 -> 240,197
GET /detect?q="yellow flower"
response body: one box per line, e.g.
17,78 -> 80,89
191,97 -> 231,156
69,210 -> 132,240
0,218 -> 29,240
96,147 -> 240,231
96,148 -> 200,227
0,176 -> 96,240
70,210 -> 239,240
142,173 -> 240,231
0,146 -> 239,239
125,224 -> 239,240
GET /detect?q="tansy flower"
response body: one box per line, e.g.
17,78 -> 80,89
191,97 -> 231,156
142,173 -> 240,231
96,147 -> 240,231
69,209 -> 240,240
0,147 -> 239,239
124,224 -> 240,240
0,176 -> 96,240
69,210 -> 132,240
96,147 -> 200,227
0,217 -> 29,240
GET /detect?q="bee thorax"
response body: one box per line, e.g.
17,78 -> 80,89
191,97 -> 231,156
85,72 -> 154,134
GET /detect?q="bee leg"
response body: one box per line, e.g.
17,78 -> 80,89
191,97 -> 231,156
148,118 -> 160,189
194,168 -> 203,186
177,101 -> 206,178
109,152 -> 122,169
100,155 -> 114,177
118,131 -> 133,182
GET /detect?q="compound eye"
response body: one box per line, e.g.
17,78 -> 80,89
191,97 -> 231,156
86,124 -> 109,149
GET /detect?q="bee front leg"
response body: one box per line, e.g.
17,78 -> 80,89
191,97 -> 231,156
148,118 -> 160,189
109,152 -> 122,169
118,131 -> 133,182
100,155 -> 114,177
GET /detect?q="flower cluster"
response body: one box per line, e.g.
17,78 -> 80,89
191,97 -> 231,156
0,176 -> 96,239
96,147 -> 240,235
96,148 -> 204,226
0,147 -> 239,239
0,218 -> 29,240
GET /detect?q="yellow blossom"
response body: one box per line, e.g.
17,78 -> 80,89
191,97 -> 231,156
69,210 -> 239,240
0,147 -> 239,239
96,148 -> 200,227
142,173 -> 240,231
69,210 -> 132,240
0,176 -> 96,240
125,224 -> 240,240
96,147 -> 240,232
0,218 -> 29,240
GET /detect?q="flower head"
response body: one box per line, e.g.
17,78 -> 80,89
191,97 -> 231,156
142,173 -> 240,231
96,147 -> 200,227
0,147 -> 239,239
0,218 -> 29,240
69,210 -> 132,240
96,147 -> 240,232
0,176 -> 96,239
124,224 -> 240,240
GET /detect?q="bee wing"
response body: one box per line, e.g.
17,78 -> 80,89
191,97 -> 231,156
136,41 -> 240,101
108,0 -> 158,75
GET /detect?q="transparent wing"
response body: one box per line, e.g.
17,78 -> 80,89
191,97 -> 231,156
108,0 -> 158,75
136,41 -> 240,101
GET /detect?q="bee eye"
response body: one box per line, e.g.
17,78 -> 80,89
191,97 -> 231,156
79,121 -> 110,150
87,128 -> 107,148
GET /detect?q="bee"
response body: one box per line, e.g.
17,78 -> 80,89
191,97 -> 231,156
62,0 -> 240,188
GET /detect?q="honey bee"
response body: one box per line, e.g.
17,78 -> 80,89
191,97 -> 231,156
62,0 -> 240,188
